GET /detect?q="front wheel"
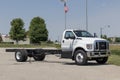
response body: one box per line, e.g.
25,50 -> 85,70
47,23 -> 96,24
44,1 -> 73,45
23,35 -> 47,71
96,57 -> 108,64
15,50 -> 28,62
74,50 -> 87,65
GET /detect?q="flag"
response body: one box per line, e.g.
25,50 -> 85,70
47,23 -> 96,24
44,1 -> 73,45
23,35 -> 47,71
64,2 -> 68,13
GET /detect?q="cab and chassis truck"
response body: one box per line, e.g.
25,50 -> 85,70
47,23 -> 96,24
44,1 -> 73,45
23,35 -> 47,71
6,29 -> 110,65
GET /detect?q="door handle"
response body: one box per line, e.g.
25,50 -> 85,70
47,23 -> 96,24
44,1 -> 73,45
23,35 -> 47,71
62,40 -> 64,43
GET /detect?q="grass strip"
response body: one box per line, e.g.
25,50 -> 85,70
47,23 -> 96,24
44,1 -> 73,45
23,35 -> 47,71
108,55 -> 120,66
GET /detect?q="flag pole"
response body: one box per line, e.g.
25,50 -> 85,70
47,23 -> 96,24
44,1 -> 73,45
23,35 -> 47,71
61,0 -> 68,30
65,11 -> 66,30
64,2 -> 67,30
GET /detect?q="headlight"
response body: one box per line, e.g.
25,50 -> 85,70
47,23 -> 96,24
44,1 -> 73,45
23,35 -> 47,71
86,44 -> 93,50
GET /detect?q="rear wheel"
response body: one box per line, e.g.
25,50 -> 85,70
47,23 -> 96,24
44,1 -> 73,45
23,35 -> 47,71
33,53 -> 46,61
96,57 -> 108,64
74,50 -> 87,65
15,50 -> 28,62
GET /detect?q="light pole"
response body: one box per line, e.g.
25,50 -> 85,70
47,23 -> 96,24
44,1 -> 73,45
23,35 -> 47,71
86,0 -> 88,31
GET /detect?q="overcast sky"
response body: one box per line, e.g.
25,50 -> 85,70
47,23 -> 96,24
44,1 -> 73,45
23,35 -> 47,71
0,0 -> 120,41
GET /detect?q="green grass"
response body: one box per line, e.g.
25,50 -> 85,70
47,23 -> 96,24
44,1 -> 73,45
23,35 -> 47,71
111,50 -> 120,56
0,42 -> 61,48
108,55 -> 120,66
108,45 -> 120,66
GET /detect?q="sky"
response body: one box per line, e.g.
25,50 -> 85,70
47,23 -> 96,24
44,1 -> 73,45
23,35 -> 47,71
0,0 -> 120,41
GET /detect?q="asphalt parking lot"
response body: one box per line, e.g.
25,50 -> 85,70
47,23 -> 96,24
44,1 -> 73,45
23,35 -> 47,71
0,48 -> 120,80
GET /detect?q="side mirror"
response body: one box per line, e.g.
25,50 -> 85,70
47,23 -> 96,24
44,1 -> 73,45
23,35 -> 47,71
94,33 -> 97,37
70,36 -> 75,39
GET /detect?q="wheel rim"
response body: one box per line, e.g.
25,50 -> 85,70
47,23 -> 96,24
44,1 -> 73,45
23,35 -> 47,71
76,53 -> 84,63
16,52 -> 22,60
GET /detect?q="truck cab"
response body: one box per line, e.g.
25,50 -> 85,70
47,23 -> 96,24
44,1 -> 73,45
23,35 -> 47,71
61,29 -> 110,65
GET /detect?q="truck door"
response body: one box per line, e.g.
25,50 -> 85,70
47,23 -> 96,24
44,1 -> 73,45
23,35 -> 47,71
61,31 -> 75,58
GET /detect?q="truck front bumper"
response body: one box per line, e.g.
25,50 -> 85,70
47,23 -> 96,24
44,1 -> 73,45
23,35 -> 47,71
87,50 -> 111,58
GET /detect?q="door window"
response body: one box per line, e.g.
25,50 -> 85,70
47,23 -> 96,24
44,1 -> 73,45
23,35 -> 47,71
64,31 -> 75,39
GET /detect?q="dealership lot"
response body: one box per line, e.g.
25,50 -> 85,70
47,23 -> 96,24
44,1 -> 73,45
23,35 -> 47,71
0,48 -> 120,80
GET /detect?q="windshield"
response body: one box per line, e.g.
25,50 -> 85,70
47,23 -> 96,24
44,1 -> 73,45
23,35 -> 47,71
73,30 -> 93,37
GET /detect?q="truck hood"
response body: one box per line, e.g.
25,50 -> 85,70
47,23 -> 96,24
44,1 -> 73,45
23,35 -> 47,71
77,37 -> 107,43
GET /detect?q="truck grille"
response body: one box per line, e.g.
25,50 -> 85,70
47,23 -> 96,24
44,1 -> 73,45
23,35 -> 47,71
95,41 -> 109,51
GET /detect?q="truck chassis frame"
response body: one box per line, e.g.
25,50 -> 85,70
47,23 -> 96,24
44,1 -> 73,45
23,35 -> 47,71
6,48 -> 62,62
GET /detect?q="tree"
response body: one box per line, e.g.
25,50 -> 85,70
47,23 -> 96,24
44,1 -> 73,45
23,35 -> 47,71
29,17 -> 48,44
101,35 -> 107,39
25,30 -> 29,37
107,38 -> 112,43
115,37 -> 120,42
0,33 -> 3,42
9,18 -> 26,44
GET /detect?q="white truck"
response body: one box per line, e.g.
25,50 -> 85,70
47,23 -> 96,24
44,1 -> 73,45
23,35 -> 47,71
6,29 -> 110,65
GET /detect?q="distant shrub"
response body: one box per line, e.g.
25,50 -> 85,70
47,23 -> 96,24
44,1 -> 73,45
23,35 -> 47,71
0,34 -> 2,42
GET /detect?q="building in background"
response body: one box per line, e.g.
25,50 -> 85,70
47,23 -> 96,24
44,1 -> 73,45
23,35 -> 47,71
108,37 -> 120,43
1,34 -> 30,44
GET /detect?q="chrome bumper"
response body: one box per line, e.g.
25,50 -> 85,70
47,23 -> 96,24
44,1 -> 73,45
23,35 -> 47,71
87,50 -> 111,58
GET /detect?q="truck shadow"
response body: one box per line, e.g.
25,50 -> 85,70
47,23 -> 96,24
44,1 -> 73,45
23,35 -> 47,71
43,60 -> 109,66
12,59 -> 109,66
63,62 -> 109,66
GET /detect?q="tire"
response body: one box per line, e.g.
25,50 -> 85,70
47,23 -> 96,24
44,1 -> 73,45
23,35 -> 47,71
33,53 -> 46,61
96,57 -> 108,64
74,50 -> 87,65
15,50 -> 28,62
